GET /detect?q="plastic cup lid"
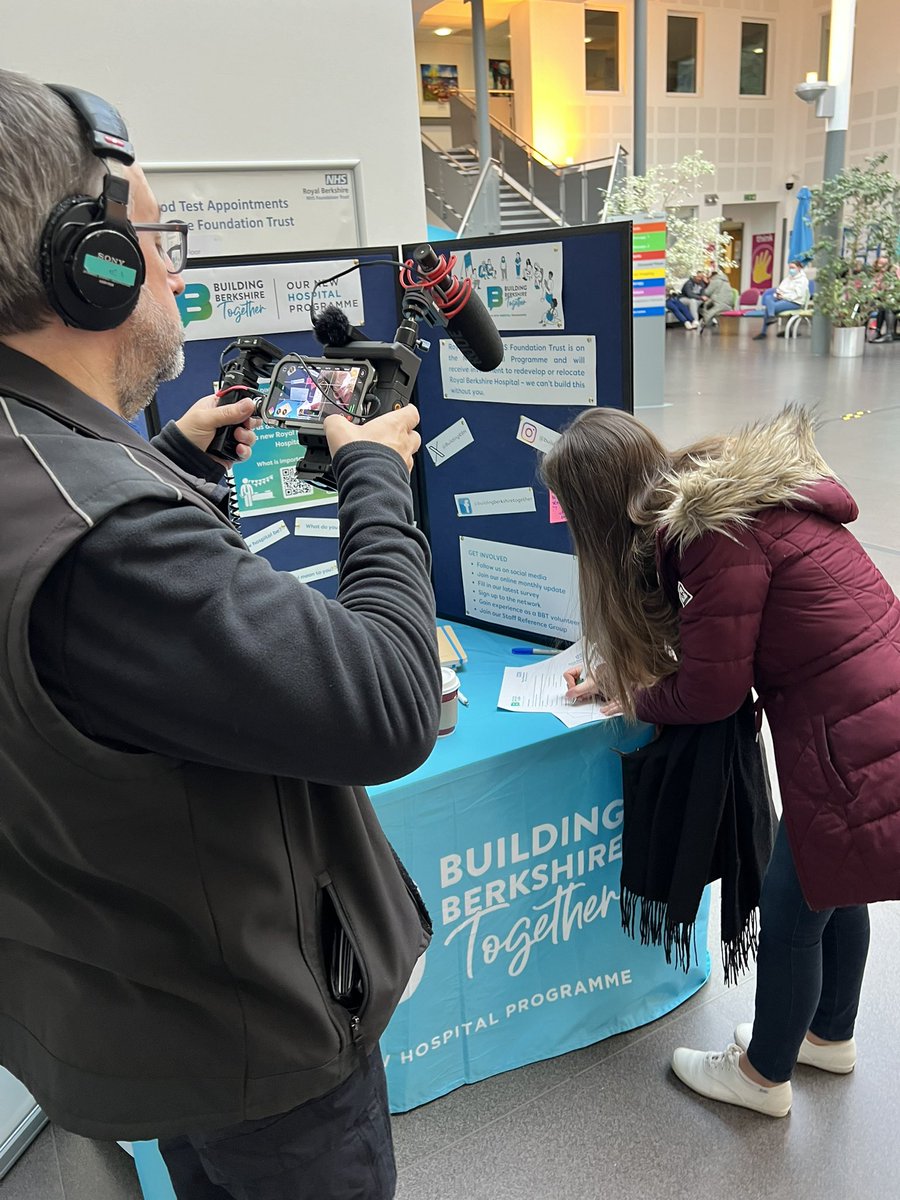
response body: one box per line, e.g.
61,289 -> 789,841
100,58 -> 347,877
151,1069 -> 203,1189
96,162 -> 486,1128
441,667 -> 459,692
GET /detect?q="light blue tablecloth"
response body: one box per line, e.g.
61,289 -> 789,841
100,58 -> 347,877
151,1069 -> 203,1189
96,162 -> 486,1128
135,623 -> 710,1198
369,623 -> 710,1113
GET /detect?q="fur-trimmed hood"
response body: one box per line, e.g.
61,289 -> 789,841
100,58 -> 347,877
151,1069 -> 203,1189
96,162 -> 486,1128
657,406 -> 854,550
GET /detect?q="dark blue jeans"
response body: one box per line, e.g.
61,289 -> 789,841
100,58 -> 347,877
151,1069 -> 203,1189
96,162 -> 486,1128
159,1052 -> 395,1199
666,297 -> 693,324
758,288 -> 801,333
747,822 -> 870,1083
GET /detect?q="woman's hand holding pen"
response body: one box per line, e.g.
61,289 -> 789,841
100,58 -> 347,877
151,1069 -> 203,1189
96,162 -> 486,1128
563,665 -> 623,717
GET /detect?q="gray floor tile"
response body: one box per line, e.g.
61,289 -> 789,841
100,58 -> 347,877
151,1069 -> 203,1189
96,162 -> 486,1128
0,1127 -> 63,1200
394,881 -> 731,1171
51,1129 -> 142,1200
395,903 -> 900,1200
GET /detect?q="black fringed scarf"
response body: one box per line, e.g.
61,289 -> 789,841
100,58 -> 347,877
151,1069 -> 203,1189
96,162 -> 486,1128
618,695 -> 775,985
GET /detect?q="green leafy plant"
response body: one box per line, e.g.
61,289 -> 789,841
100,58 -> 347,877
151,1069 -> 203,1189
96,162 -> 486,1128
605,152 -> 735,285
810,155 -> 900,327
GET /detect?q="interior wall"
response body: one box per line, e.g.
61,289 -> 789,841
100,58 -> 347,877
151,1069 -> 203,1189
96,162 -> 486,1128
2,0 -> 428,247
722,201 -> 781,292
415,27 -> 514,121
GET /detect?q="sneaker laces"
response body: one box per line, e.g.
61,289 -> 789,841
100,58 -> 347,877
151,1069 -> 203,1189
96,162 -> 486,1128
709,1044 -> 743,1069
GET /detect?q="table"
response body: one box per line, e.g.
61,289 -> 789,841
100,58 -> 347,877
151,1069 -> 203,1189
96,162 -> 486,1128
133,623 -> 710,1198
369,623 -> 710,1113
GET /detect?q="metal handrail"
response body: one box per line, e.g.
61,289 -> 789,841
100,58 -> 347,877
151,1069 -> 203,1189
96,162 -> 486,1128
458,160 -> 500,238
453,90 -> 556,170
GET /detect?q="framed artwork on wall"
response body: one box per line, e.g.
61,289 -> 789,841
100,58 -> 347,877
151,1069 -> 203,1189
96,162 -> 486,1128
421,64 -> 460,103
488,59 -> 513,90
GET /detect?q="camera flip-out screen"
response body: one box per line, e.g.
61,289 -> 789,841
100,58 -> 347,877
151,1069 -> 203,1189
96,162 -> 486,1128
264,357 -> 373,427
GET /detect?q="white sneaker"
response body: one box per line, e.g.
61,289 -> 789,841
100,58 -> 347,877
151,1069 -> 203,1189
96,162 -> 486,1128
734,1023 -> 857,1074
671,1043 -> 792,1117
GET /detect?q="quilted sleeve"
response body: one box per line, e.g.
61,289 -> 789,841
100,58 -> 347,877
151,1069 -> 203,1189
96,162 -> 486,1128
634,529 -> 771,726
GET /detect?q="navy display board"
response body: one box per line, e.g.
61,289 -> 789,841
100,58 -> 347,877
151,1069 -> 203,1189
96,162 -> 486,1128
406,224 -> 633,642
155,247 -> 403,599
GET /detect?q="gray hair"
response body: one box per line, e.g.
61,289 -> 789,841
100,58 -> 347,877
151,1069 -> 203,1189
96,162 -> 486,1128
0,70 -> 105,335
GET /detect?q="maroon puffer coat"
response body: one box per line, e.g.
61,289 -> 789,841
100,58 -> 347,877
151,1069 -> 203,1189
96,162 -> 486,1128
635,444 -> 900,910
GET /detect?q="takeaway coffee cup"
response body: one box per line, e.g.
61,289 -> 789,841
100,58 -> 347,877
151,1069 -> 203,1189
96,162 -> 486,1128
439,668 -> 460,737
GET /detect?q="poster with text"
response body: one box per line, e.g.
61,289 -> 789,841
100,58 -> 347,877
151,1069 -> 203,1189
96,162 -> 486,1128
751,233 -> 775,292
455,242 -> 564,330
231,427 -> 337,518
146,167 -> 359,258
441,336 -> 595,406
175,260 -> 365,341
460,537 -> 580,641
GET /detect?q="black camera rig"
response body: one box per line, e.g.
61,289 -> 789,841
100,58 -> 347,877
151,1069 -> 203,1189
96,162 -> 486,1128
208,243 -> 504,490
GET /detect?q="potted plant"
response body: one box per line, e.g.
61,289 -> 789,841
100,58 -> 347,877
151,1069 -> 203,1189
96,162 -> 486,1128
605,152 -> 736,286
810,155 -> 900,357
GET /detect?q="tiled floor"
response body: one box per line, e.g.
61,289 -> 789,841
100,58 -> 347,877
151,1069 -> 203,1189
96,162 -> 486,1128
3,329 -> 900,1200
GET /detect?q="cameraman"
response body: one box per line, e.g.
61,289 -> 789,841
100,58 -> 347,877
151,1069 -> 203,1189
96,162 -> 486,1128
0,70 -> 440,1199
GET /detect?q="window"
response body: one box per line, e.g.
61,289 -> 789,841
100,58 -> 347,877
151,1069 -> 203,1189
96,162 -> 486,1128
819,15 -> 830,81
740,22 -> 769,96
585,10 -> 620,92
667,15 -> 698,94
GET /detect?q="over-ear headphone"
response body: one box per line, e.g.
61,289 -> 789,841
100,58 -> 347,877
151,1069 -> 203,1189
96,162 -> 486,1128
39,85 -> 145,332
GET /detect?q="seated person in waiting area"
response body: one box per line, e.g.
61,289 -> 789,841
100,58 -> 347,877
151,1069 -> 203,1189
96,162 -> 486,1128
753,261 -> 810,340
666,287 -> 698,330
872,255 -> 900,344
698,269 -> 733,332
680,271 -> 706,323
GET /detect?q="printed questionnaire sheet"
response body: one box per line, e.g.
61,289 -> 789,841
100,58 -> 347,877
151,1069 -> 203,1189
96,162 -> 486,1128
497,640 -> 609,728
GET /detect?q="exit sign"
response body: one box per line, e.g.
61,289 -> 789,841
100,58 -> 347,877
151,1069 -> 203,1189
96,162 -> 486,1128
743,192 -> 757,201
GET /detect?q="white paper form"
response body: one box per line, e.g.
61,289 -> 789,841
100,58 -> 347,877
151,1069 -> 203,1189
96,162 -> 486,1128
497,640 -> 610,728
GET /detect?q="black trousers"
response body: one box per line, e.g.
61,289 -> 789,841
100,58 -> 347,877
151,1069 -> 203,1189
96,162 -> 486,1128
158,1052 -> 395,1200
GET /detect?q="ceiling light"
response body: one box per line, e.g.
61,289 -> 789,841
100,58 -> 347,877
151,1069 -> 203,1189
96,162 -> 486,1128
434,27 -> 454,36
752,47 -> 764,53
585,37 -> 593,43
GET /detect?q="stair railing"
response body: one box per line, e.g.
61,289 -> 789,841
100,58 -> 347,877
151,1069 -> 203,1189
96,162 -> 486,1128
447,92 -> 624,226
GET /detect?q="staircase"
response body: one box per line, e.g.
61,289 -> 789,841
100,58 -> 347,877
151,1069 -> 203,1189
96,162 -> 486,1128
435,146 -> 561,234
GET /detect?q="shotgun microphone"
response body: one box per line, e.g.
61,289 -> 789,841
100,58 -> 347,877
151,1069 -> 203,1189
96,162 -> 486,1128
405,244 -> 504,371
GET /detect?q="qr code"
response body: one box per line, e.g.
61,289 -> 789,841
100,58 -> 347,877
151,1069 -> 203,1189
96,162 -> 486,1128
281,467 -> 314,499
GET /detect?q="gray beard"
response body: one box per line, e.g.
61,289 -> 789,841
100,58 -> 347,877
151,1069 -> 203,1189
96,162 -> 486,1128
115,290 -> 185,421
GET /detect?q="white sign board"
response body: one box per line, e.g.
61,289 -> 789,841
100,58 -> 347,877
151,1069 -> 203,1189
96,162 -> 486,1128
176,260 -> 365,340
145,165 -> 360,258
456,241 -> 564,330
441,336 -> 596,406
460,536 -> 580,641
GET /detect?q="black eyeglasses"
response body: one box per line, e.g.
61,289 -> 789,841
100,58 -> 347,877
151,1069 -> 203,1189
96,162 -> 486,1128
131,221 -> 189,274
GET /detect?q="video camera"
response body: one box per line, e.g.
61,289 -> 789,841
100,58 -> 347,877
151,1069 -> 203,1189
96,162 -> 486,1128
209,244 -> 504,489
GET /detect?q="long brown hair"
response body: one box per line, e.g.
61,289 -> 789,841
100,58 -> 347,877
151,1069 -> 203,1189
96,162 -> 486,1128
542,408 -> 722,719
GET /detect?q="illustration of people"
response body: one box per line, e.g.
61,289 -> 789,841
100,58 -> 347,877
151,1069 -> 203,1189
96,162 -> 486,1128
524,257 -> 533,281
515,252 -> 522,278
500,255 -> 508,280
239,479 -> 255,509
463,251 -> 475,280
458,497 -> 473,516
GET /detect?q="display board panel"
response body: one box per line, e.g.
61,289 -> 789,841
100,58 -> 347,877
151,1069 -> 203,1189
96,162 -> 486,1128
405,224 -> 633,643
155,247 -> 402,599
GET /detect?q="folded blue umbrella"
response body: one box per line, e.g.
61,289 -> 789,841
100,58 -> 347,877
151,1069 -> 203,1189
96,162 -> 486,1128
789,187 -> 814,263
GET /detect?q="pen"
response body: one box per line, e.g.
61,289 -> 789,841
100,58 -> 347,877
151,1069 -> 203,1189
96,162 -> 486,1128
511,647 -> 557,656
458,691 -> 469,707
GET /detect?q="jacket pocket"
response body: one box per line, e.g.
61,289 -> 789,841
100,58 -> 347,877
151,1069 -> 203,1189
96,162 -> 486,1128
389,845 -> 433,939
813,716 -> 854,806
318,874 -> 370,1018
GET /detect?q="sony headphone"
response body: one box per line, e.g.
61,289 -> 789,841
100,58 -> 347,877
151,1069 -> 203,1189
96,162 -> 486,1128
39,84 -> 145,331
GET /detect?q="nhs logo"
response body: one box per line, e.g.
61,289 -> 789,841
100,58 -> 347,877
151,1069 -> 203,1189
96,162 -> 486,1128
325,172 -> 349,186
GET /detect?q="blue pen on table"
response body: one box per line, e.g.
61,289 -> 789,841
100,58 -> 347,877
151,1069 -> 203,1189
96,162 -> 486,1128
511,647 -> 557,656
